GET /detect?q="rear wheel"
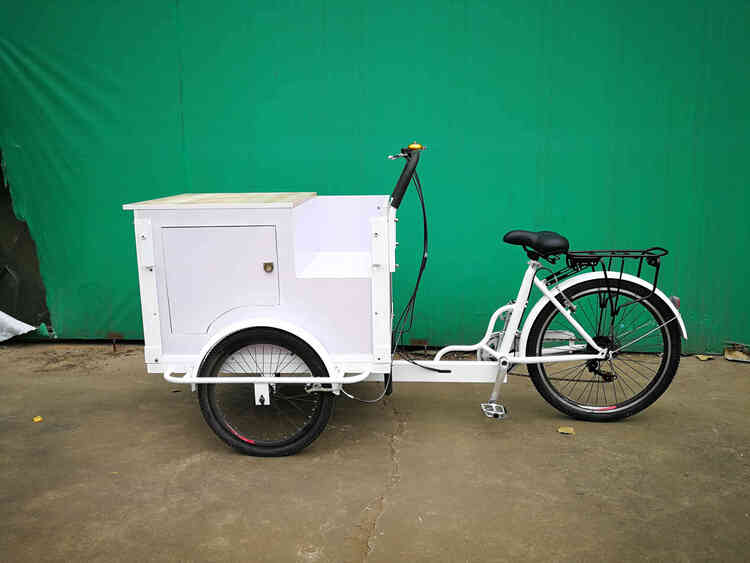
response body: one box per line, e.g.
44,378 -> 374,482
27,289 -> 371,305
197,328 -> 334,456
526,278 -> 681,421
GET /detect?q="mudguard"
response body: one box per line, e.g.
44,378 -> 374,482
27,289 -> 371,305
193,318 -> 338,379
518,271 -> 687,354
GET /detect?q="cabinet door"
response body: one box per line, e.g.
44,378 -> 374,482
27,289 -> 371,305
162,225 -> 279,334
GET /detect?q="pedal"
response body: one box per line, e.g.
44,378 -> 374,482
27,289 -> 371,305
481,403 -> 508,419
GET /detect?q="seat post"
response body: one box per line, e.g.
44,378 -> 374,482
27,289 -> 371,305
497,260 -> 540,357
525,248 -> 540,261
482,259 -> 541,419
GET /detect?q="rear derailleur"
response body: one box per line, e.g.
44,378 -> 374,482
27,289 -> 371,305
586,336 -> 617,382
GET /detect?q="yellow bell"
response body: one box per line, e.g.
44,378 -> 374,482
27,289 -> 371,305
408,142 -> 424,150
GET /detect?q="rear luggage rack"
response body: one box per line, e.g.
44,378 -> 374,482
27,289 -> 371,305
566,247 -> 668,269
544,247 -> 668,315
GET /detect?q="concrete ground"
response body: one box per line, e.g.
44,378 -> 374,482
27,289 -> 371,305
0,343 -> 748,563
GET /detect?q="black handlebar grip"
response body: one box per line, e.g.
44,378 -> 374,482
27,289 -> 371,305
390,150 -> 420,209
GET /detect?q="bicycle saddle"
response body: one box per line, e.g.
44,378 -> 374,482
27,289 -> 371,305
503,230 -> 569,256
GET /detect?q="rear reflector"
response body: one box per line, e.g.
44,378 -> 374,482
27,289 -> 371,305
670,295 -> 681,309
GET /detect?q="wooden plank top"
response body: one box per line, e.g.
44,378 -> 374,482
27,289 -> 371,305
123,192 -> 317,210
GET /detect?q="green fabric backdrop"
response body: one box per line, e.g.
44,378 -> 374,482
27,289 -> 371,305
1,1 -> 748,352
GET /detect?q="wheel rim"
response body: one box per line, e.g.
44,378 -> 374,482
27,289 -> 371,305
207,343 -> 324,447
535,286 -> 671,412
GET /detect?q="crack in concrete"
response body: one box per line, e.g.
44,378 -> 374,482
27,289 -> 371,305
361,401 -> 407,563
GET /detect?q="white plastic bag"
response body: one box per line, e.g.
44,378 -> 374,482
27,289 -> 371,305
0,310 -> 35,342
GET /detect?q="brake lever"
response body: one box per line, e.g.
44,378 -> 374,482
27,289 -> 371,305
387,153 -> 406,160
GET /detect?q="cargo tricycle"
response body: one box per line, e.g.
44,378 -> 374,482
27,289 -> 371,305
124,143 -> 686,456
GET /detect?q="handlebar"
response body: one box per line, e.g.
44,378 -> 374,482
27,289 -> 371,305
389,143 -> 424,209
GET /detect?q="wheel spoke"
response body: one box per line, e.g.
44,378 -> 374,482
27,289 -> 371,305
616,320 -> 653,341
616,355 -> 658,381
613,319 -> 673,353
609,359 -> 618,404
206,339 -> 328,448
535,282 -> 672,412
618,354 -> 659,373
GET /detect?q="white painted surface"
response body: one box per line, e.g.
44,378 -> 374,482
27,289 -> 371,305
374,361 -> 500,383
124,194 -> 391,375
370,215 -> 391,363
190,318 -> 339,381
388,205 -> 398,272
162,226 -> 280,334
134,218 -> 161,363
293,195 -> 387,277
297,251 -> 371,279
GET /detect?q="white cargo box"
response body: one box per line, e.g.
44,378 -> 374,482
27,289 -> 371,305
123,192 -> 396,378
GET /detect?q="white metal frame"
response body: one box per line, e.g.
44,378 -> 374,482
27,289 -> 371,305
130,193 -> 687,397
391,263 -> 685,391
432,260 -> 605,365
160,260 -> 686,396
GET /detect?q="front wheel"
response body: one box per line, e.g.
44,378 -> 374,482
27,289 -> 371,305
526,278 -> 681,421
197,328 -> 334,456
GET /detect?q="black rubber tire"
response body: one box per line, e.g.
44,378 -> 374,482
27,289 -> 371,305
197,328 -> 334,456
526,278 -> 681,421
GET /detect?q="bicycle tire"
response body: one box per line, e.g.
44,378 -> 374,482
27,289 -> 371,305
197,328 -> 334,456
526,278 -> 681,421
